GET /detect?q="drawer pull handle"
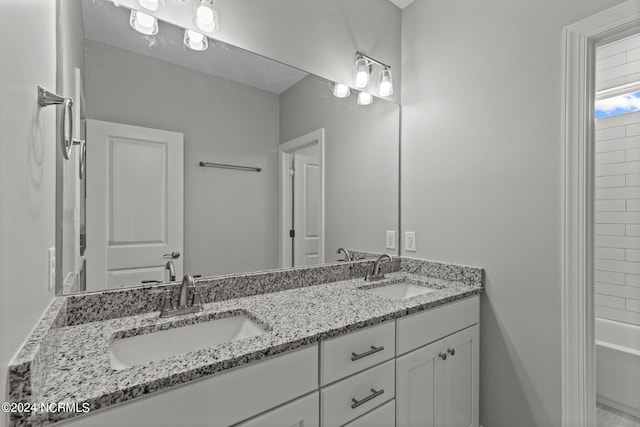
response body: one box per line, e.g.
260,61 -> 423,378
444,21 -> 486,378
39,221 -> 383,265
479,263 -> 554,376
439,352 -> 447,360
448,348 -> 455,356
351,345 -> 385,361
351,388 -> 385,409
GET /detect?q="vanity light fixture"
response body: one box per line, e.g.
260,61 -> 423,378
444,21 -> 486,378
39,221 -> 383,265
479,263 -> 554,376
354,57 -> 370,89
194,0 -> 219,33
184,29 -> 208,51
354,51 -> 393,97
129,9 -> 159,35
138,0 -> 163,12
378,68 -> 393,97
357,91 -> 374,106
332,83 -> 351,98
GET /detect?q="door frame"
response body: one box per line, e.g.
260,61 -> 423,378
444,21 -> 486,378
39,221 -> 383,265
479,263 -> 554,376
561,1 -> 640,426
278,129 -> 325,268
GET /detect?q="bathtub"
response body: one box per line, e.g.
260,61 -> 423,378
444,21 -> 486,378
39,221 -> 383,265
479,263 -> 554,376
596,317 -> 640,419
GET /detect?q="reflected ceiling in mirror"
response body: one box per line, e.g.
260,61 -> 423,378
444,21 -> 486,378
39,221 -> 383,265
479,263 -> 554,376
58,0 -> 399,295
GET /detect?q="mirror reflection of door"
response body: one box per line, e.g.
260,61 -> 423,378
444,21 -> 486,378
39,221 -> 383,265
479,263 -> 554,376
293,144 -> 320,266
86,120 -> 184,290
279,129 -> 325,268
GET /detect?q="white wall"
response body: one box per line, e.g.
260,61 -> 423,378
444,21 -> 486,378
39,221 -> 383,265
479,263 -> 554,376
280,76 -> 399,260
0,1 -> 57,426
84,40 -> 280,278
400,1 -> 625,426
596,32 -> 640,92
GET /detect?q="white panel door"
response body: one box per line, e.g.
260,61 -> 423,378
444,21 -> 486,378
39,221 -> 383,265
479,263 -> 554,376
86,120 -> 183,290
396,339 -> 439,427
293,144 -> 320,266
438,325 -> 479,427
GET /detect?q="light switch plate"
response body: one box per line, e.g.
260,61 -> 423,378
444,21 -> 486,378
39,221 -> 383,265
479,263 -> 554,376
405,231 -> 416,252
386,230 -> 396,250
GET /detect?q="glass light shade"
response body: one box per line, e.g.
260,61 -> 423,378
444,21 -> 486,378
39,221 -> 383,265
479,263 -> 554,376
129,10 -> 158,35
333,83 -> 351,98
357,91 -> 373,106
378,68 -> 393,97
138,0 -> 163,11
195,0 -> 219,33
184,29 -> 208,51
354,57 -> 370,88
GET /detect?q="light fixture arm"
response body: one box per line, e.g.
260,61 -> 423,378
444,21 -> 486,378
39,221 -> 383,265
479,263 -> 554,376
356,51 -> 391,70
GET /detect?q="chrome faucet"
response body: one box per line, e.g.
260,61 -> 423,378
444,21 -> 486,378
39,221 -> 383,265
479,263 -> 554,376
165,261 -> 176,281
337,247 -> 352,262
365,254 -> 392,282
153,274 -> 202,318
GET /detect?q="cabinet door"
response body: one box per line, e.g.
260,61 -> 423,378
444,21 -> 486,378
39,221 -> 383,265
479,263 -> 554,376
396,339 -> 441,427
235,392 -> 319,427
437,325 -> 479,427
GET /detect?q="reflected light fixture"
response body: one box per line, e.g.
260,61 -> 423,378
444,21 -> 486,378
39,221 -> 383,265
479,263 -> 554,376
354,57 -> 370,89
129,10 -> 158,35
195,0 -> 219,33
378,68 -> 393,97
357,91 -> 373,106
354,51 -> 393,97
184,29 -> 208,51
138,0 -> 163,12
333,83 -> 351,98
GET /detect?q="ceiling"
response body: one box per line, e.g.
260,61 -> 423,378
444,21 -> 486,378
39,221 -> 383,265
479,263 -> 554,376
81,0 -> 308,94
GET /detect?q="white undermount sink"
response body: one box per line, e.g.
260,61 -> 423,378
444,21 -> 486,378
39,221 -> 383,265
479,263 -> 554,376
363,282 -> 437,300
109,315 -> 266,370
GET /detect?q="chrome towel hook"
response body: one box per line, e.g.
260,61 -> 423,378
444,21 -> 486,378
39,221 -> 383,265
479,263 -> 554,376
37,85 -> 85,160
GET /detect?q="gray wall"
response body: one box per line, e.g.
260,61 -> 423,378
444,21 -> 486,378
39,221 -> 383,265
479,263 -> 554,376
280,76 -> 399,260
400,1 -> 626,426
84,40 -> 280,277
0,2 -> 57,426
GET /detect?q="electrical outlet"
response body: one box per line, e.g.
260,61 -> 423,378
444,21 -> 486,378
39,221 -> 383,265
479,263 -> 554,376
48,247 -> 56,290
386,230 -> 396,250
405,231 -> 416,252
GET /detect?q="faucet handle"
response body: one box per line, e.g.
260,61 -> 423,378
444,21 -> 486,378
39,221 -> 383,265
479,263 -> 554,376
191,283 -> 203,309
150,289 -> 173,316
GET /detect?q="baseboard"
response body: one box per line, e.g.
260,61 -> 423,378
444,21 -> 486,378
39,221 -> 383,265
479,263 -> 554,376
597,395 -> 640,420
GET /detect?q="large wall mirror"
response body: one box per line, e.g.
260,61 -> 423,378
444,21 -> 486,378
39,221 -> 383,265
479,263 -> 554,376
56,0 -> 399,295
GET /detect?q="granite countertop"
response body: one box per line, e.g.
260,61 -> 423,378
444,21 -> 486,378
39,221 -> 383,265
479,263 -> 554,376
8,256 -> 484,426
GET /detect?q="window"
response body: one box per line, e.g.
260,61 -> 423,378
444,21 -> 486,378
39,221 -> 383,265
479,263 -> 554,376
594,90 -> 640,118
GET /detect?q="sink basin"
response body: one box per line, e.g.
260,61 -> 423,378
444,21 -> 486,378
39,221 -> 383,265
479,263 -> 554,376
109,315 -> 266,370
363,282 -> 437,300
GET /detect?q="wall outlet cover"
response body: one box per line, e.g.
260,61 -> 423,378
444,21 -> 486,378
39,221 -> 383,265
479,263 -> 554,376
386,230 -> 396,250
405,231 -> 416,252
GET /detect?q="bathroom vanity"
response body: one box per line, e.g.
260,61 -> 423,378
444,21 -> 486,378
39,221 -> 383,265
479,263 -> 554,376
7,256 -> 483,427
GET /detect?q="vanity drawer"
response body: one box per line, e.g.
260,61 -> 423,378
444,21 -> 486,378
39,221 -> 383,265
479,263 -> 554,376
321,320 -> 395,385
343,399 -> 395,427
321,359 -> 394,427
397,295 -> 479,355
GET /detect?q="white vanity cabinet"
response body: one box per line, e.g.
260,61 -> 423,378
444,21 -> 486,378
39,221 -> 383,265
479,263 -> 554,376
396,296 -> 480,427
234,392 -> 319,427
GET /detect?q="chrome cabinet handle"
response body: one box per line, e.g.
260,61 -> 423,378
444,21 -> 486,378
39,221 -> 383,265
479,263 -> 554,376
439,352 -> 447,360
163,251 -> 181,259
351,345 -> 385,361
448,348 -> 455,356
351,388 -> 384,409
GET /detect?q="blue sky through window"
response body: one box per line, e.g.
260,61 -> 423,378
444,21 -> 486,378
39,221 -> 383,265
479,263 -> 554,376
595,91 -> 640,118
